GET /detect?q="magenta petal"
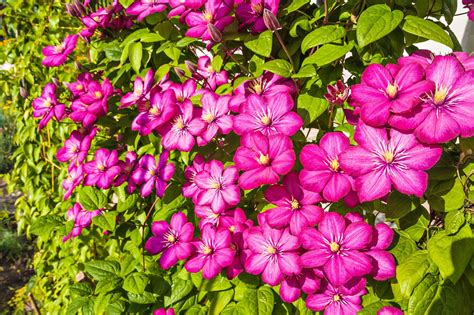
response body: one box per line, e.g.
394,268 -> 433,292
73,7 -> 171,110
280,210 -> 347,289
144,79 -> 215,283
366,249 -> 396,281
324,255 -> 352,286
306,293 -> 330,312
414,109 -> 460,144
356,169 -> 392,203
160,248 -> 179,269
245,253 -> 268,274
343,222 -> 372,250
341,251 -> 372,278
280,278 -> 301,303
262,260 -> 283,285
278,252 -> 301,275
322,173 -> 351,202
300,250 -> 329,268
320,132 -> 350,157
361,64 -> 393,89
389,167 -> 428,198
319,212 -> 346,242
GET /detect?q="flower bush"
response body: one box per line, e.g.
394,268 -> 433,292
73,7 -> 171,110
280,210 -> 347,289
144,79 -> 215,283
1,0 -> 474,314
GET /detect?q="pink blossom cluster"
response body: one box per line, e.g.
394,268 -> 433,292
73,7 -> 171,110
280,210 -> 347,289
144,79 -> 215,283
463,0 -> 474,20
63,202 -> 102,241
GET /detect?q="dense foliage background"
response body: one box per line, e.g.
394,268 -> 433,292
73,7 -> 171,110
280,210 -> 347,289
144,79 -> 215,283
0,0 -> 473,314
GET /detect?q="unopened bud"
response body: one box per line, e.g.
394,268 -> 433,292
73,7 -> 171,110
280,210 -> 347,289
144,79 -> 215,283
174,67 -> 186,78
185,60 -> 198,73
263,9 -> 281,31
74,61 -> 84,71
52,77 -> 60,86
20,87 -> 29,98
75,271 -> 86,282
207,23 -> 222,42
74,0 -> 87,16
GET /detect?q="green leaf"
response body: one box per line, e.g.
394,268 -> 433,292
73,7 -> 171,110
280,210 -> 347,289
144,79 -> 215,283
297,78 -> 329,125
165,278 -> 194,306
407,274 -> 439,315
445,211 -> 465,235
301,25 -> 346,53
257,286 -> 274,315
92,211 -> 116,231
441,179 -> 465,212
123,272 -> 150,295
244,30 -> 273,57
122,29 -> 150,47
399,207 -> 429,242
427,225 -> 474,283
95,276 -> 123,294
396,250 -> 432,298
356,4 -> 404,48
402,16 -> 453,48
78,187 -> 108,211
302,42 -> 354,67
128,291 -> 158,304
66,297 -> 93,315
84,260 -> 121,281
209,289 -> 234,315
30,215 -> 62,237
117,194 -> 138,212
261,59 -> 293,78
385,190 -> 413,218
286,0 -> 309,13
69,283 -> 93,297
129,41 -> 143,74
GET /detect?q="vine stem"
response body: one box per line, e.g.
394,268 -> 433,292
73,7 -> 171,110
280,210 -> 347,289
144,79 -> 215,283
323,0 -> 329,24
274,31 -> 296,72
141,197 -> 159,270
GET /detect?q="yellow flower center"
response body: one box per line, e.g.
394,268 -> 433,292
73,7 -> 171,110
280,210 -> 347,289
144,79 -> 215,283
177,95 -> 184,102
76,84 -> 83,91
261,116 -> 271,126
433,88 -> 448,105
329,159 -> 339,171
258,154 -> 270,165
251,2 -> 263,14
149,107 -> 161,116
252,82 -> 263,94
383,151 -> 394,163
210,181 -> 221,190
267,246 -> 277,254
290,198 -> 300,210
385,83 -> 398,99
203,11 -> 213,22
175,117 -> 185,130
210,212 -> 220,219
203,112 -> 214,123
330,242 -> 340,253
94,91 -> 103,99
202,245 -> 213,254
333,294 -> 341,302
134,85 -> 143,95
229,225 -> 235,233
167,234 -> 176,243
97,163 -> 106,171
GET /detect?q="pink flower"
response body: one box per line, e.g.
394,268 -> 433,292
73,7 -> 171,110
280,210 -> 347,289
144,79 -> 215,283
194,205 -> 234,229
234,131 -> 296,190
300,212 -> 373,286
264,172 -> 323,235
377,306 -> 404,315
32,83 -> 65,130
114,151 -> 138,188
306,278 -> 367,314
120,69 -> 155,109
245,226 -> 301,285
219,208 -> 253,234
42,34 -> 78,67
230,72 -> 297,112
279,269 -> 320,303
70,78 -> 114,127
56,128 -> 97,165
225,229 -> 247,279
161,101 -> 206,152
324,80 -> 350,105
366,223 -> 396,281
236,0 -> 279,33
185,0 -> 234,41
182,154 -> 208,202
153,308 -> 175,315
196,92 -> 233,146
233,94 -> 303,136
185,225 -> 235,279
194,56 -> 228,90
339,123 -> 442,202
68,72 -> 93,97
168,0 -> 205,21
145,212 -> 194,269
62,164 -> 84,200
126,0 -> 167,22
166,79 -> 197,104
390,56 -> 474,144
131,152 -> 175,198
299,132 -> 355,202
194,160 -> 241,212
351,63 -> 434,127
63,203 -> 102,242
131,90 -> 177,136
84,148 -> 122,189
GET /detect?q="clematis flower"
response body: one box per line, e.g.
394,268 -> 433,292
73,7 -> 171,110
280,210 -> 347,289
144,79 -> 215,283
195,205 -> 233,228
84,148 -> 122,189
233,94 -> 303,136
299,132 -> 355,202
234,131 -> 296,190
245,226 -> 301,285
126,0 -> 168,21
120,69 -> 155,109
161,101 -> 206,152
279,269 -> 321,303
230,72 -> 297,112
219,208 -> 253,234
114,151 -> 138,187
42,34 -> 78,67
350,63 -> 434,127
131,90 -> 177,136
68,72 -> 93,97
389,56 -> 474,144
225,229 -> 248,279
145,212 -> 194,269
62,164 -> 84,200
264,172 -> 323,235
300,212 -> 373,286
153,308 -> 175,315
166,79 -> 197,104
306,277 -> 367,314
183,154 -> 208,202
169,0 -> 206,21
185,225 -> 235,279
366,223 -> 396,281
63,203 -> 102,242
32,83 -> 66,130
377,306 -> 404,315
131,152 -> 175,198
194,56 -> 228,90
185,0 -> 234,41
56,128 -> 97,165
194,160 -> 241,212
195,92 -> 233,146
70,78 -> 114,127
339,123 -> 442,202
235,0 -> 279,33
324,80 -> 350,105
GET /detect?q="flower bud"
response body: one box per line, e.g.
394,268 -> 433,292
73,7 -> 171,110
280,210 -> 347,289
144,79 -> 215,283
324,80 -> 350,105
52,77 -> 60,87
20,86 -> 29,98
263,9 -> 281,31
174,67 -> 186,78
207,23 -> 223,42
185,60 -> 198,74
